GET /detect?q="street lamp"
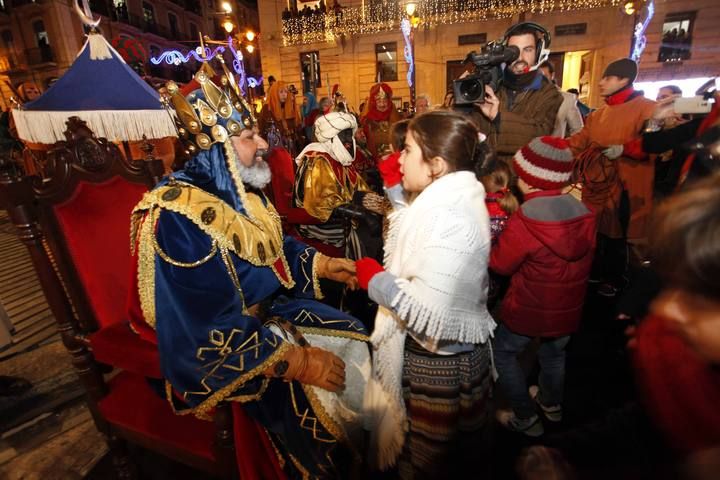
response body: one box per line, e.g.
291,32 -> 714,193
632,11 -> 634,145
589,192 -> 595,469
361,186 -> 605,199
223,18 -> 235,33
245,30 -> 255,42
221,1 -> 232,14
405,2 -> 416,16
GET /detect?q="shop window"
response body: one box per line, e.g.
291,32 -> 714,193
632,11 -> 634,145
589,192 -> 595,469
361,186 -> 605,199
168,12 -> 180,38
300,51 -> 321,92
375,42 -> 398,82
658,11 -> 695,62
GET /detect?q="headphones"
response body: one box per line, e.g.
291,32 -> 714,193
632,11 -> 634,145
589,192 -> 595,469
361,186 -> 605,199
502,22 -> 551,71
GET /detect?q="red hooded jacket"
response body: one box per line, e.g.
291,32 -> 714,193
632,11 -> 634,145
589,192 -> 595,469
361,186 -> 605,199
490,190 -> 597,337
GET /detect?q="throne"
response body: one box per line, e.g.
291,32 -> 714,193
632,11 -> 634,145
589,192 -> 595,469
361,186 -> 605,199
0,118 -> 283,479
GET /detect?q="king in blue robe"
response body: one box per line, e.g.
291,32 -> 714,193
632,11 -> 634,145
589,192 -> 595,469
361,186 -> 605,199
128,67 -> 370,479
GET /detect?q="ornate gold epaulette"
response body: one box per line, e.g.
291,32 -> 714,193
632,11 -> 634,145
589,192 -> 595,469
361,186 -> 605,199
134,181 -> 292,271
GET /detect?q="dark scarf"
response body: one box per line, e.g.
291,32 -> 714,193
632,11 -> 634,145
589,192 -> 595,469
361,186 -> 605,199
502,69 -> 541,92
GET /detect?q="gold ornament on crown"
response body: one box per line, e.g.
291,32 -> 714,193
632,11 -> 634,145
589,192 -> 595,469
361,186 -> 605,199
282,0 -> 623,46
165,60 -> 257,155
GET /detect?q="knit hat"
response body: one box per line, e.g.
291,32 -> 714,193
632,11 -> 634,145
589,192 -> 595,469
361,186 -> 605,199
513,136 -> 574,190
602,58 -> 638,83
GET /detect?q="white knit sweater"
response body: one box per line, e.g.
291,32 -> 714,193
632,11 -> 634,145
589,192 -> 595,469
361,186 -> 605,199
363,171 -> 496,470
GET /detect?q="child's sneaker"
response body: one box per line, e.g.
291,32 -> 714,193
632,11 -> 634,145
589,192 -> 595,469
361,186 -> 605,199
529,385 -> 563,422
496,409 -> 544,437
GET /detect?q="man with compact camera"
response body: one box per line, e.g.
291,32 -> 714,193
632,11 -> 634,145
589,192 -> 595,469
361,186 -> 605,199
465,22 -> 562,163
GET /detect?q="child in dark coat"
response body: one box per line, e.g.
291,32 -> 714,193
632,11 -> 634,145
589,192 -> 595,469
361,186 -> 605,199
490,136 -> 597,436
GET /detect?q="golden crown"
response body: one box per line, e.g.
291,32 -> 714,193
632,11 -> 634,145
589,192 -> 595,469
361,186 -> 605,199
165,59 -> 257,155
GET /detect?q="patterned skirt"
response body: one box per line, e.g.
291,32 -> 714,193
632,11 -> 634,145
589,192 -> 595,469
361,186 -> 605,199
397,336 -> 492,480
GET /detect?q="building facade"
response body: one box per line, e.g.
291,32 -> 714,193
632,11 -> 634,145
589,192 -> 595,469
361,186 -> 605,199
259,0 -> 719,112
0,0 -> 220,110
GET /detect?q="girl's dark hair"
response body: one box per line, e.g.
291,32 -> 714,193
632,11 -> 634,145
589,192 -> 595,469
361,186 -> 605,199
391,119 -> 410,151
649,173 -> 720,300
481,161 -> 519,215
408,110 -> 492,179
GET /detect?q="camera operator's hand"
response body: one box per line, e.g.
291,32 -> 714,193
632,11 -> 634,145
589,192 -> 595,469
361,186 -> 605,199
476,85 -> 500,121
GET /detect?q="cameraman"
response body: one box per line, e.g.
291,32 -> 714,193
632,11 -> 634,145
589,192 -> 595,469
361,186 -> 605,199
472,22 -> 563,163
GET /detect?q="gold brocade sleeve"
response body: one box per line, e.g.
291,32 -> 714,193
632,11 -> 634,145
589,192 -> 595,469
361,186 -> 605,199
355,172 -> 370,193
300,156 -> 353,222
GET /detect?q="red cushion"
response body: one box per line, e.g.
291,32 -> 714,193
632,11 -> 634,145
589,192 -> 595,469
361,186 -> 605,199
232,403 -> 287,480
89,322 -> 162,378
53,177 -> 148,328
98,371 -> 215,462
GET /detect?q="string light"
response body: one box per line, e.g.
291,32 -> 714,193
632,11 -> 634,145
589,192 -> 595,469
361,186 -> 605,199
151,46 -> 225,65
282,0 -> 623,46
631,0 -> 654,61
247,76 -> 263,88
150,37 -> 252,90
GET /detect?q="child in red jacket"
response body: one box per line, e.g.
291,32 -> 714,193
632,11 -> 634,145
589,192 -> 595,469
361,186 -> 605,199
490,136 -> 597,436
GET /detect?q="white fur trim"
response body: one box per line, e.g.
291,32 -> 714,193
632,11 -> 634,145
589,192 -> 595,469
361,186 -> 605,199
12,109 -> 177,144
514,150 -> 572,183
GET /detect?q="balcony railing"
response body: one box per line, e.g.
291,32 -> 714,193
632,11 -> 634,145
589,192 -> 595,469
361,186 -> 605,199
25,46 -> 54,65
281,0 -> 623,46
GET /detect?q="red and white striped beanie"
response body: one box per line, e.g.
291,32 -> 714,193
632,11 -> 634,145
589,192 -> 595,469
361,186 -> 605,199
513,136 -> 574,190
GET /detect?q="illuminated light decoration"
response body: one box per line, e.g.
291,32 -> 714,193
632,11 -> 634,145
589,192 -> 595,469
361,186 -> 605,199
246,76 -> 263,88
227,35 -> 247,94
150,37 -> 255,91
400,18 -> 414,88
631,0 -> 654,61
150,45 -> 225,65
282,0 -> 624,46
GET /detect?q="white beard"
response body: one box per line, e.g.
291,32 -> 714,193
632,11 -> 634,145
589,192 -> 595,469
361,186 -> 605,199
237,160 -> 272,189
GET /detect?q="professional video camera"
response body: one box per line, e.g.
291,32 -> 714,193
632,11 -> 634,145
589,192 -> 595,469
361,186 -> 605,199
453,42 -> 519,105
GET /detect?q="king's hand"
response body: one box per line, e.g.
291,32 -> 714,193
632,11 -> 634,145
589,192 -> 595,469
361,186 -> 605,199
316,253 -> 358,290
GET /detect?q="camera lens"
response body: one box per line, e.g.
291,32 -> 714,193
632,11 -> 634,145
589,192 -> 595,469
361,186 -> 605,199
459,79 -> 484,103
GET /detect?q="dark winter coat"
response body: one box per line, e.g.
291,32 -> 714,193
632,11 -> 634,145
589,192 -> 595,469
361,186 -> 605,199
489,190 -> 596,337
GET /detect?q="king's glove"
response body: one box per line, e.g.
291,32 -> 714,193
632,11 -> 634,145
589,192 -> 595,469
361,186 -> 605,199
316,253 -> 358,290
263,345 -> 346,393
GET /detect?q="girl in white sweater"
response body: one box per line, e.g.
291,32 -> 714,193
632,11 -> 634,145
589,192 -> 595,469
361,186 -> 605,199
357,110 -> 496,479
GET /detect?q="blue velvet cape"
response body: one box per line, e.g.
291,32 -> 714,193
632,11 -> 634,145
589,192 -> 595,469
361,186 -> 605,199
148,139 -> 368,478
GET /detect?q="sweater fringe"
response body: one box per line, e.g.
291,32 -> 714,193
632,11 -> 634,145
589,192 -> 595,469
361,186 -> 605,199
391,279 -> 495,346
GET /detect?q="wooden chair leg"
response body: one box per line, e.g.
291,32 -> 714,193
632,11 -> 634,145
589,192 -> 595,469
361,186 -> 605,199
214,402 -> 238,480
107,434 -> 138,480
